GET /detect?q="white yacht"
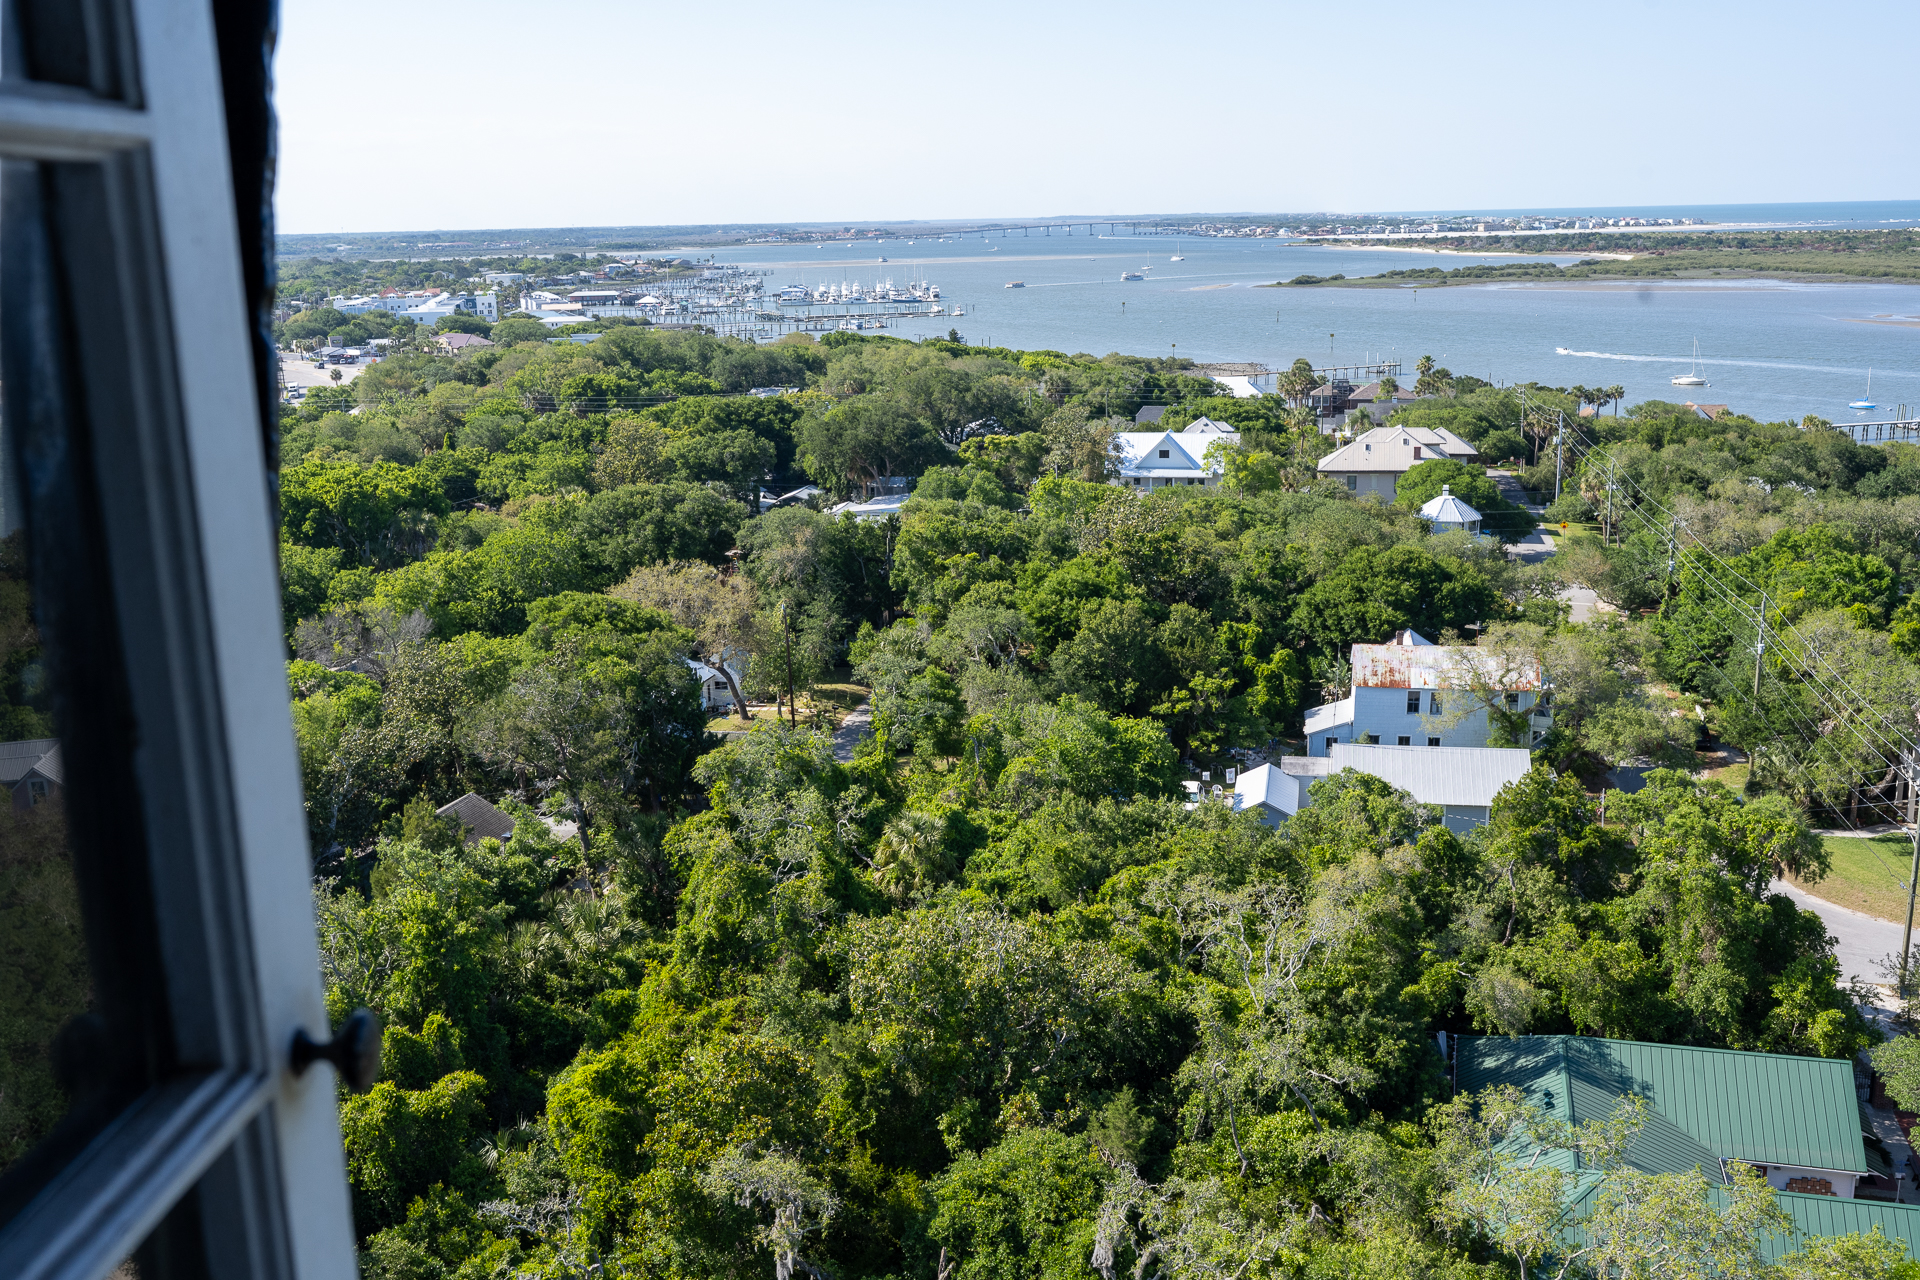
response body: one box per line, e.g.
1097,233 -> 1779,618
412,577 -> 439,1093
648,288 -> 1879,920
1670,337 -> 1709,387
1169,239 -> 1185,262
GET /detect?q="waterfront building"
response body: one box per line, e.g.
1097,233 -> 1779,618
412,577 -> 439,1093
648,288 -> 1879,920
1344,381 -> 1427,425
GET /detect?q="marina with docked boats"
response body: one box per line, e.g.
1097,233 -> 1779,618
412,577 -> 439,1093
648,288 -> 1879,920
614,264 -> 963,339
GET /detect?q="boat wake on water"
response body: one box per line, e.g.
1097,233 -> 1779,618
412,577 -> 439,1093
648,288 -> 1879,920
1555,347 -> 1920,380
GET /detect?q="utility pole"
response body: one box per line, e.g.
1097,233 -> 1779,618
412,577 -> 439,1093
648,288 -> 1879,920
1905,751 -> 1920,996
1553,412 -> 1564,503
1753,593 -> 1767,700
781,601 -> 797,727
1605,455 -> 1615,546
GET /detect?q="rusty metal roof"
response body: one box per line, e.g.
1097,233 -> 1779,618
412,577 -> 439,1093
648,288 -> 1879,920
1351,642 -> 1542,690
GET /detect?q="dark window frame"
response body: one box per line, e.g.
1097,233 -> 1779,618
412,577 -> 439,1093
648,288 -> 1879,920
0,2 -> 353,1277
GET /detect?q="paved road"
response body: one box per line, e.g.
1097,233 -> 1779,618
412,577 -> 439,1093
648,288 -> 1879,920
280,354 -> 368,388
1509,527 -> 1555,565
1502,523 -> 1612,622
832,702 -> 873,762
1487,468 -> 1541,516
1772,877 -> 1906,989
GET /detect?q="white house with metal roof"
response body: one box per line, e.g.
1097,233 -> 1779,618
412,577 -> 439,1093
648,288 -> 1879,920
1304,629 -> 1548,755
1316,425 -> 1478,500
1228,743 -> 1531,833
826,492 -> 911,521
1112,418 -> 1240,490
1225,762 -> 1311,825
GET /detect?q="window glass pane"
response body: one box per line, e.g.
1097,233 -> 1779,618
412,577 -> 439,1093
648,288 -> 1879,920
0,160 -> 166,1225
0,531 -> 88,1178
0,0 -> 137,101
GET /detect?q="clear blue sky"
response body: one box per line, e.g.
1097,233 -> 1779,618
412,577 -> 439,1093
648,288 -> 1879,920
275,0 -> 1919,234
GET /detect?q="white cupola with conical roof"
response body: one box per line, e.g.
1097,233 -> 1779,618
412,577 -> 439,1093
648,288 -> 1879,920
1418,484 -> 1482,534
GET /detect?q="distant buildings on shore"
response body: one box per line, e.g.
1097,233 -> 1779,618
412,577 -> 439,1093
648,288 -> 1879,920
1288,214 -> 1707,239
328,289 -> 498,325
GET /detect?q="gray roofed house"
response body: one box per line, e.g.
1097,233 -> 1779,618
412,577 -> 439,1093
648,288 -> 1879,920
1317,426 -> 1466,500
0,737 -> 63,810
436,792 -> 516,845
1133,404 -> 1167,424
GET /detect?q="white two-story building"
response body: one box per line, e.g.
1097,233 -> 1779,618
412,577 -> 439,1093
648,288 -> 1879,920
1303,629 -> 1548,755
1111,416 -> 1239,490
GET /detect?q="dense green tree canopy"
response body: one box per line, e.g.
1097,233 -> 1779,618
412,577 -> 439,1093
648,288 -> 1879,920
263,327 -> 1920,1280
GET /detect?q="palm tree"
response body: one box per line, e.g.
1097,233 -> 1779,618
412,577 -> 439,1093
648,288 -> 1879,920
872,810 -> 951,902
1416,354 -> 1435,380
1607,384 -> 1626,417
1279,357 -> 1319,408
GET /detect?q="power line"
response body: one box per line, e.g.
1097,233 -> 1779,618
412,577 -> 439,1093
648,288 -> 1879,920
1548,427 -> 1920,844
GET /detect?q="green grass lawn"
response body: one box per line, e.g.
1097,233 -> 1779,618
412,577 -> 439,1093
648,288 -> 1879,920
1786,834 -> 1917,923
1702,761 -> 1749,793
704,675 -> 870,735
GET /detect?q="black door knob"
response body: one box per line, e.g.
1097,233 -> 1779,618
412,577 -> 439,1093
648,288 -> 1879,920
291,1008 -> 381,1093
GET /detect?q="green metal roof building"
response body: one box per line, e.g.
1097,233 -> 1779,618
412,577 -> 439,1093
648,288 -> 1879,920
1457,1035 -> 1920,1257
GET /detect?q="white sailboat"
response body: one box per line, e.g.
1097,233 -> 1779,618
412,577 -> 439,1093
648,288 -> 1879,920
1170,239 -> 1185,262
1670,338 -> 1709,387
1850,368 -> 1877,412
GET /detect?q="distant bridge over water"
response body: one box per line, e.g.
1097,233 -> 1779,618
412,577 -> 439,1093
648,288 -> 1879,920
887,221 -> 1158,240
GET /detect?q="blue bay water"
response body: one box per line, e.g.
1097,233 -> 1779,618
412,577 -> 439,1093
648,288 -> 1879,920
683,232 -> 1920,425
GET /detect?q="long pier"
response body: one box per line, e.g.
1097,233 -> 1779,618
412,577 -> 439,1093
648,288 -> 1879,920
649,306 -> 953,341
1838,417 -> 1919,444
